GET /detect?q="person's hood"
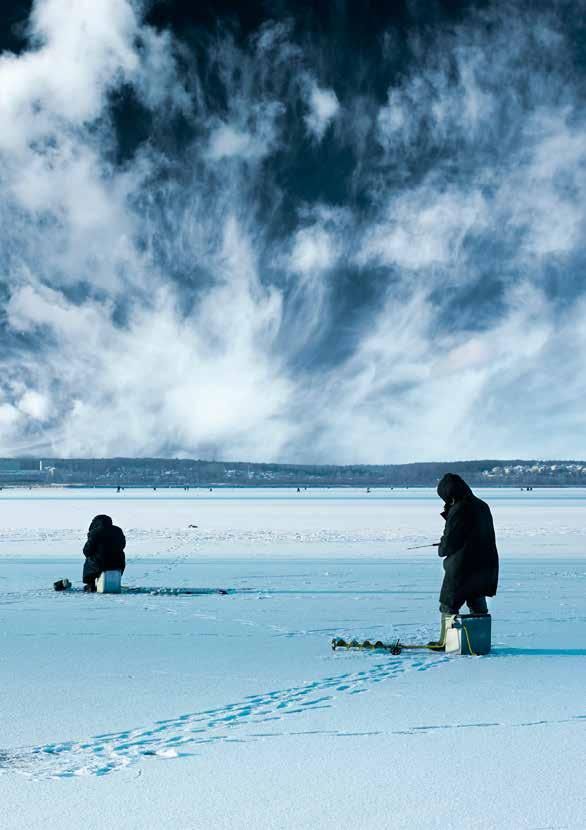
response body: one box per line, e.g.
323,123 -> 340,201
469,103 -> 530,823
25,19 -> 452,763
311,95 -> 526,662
89,514 -> 113,531
437,473 -> 474,502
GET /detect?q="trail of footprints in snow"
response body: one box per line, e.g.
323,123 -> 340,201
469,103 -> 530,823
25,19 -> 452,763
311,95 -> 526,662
3,654 -> 446,780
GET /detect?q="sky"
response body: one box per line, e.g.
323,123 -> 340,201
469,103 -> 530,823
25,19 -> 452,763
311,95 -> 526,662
0,0 -> 585,463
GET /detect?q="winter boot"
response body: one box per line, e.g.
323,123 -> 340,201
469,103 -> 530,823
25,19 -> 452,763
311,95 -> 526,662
427,613 -> 455,650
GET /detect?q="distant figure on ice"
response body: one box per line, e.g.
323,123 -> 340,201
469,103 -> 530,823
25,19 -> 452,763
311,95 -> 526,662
432,474 -> 499,645
83,515 -> 126,592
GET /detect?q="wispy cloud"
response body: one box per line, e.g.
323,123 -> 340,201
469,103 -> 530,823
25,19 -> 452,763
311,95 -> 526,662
0,0 -> 584,461
303,78 -> 339,141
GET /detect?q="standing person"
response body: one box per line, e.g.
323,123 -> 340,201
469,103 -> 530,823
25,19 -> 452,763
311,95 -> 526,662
83,514 -> 126,592
431,474 -> 499,646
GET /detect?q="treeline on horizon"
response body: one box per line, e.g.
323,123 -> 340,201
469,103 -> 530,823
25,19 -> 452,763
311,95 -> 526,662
2,458 -> 586,486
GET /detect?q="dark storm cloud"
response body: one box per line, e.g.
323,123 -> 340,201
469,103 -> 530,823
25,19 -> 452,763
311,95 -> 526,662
0,0 -> 585,461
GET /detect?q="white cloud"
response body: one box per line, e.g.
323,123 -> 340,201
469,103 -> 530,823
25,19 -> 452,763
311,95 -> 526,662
206,124 -> 266,161
298,282 -> 558,464
3,216 -> 294,458
0,0 -> 182,298
1,0 -> 586,463
18,390 -> 50,421
0,0 -> 139,153
0,403 -> 21,430
377,89 -> 409,144
503,110 -> 586,260
205,100 -> 284,163
359,187 -> 488,273
304,81 -> 339,140
289,226 -> 337,274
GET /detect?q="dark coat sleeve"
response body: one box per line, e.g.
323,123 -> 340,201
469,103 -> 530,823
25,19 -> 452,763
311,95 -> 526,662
438,503 -> 470,559
83,556 -> 101,582
83,531 -> 97,559
82,529 -> 101,582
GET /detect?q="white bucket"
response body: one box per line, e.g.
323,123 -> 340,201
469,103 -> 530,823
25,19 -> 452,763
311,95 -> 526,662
96,570 -> 122,594
445,614 -> 491,655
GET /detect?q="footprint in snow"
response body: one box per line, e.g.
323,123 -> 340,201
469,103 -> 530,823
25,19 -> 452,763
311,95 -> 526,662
1,653 -> 448,780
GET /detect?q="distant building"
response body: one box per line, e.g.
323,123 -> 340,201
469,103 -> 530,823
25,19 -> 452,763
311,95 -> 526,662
0,459 -> 52,484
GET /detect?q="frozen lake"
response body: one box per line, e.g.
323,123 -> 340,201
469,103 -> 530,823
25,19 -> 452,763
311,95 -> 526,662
1,486 -> 586,559
1,488 -> 586,828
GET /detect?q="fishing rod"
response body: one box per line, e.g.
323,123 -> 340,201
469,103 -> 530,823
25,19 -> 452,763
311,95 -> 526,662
406,542 -> 440,550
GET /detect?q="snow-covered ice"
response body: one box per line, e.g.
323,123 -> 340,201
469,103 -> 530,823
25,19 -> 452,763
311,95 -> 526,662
1,488 -> 585,828
2,486 -> 586,559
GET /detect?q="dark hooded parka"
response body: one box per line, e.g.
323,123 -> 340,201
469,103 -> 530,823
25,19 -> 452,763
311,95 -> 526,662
437,474 -> 499,610
83,515 -> 126,583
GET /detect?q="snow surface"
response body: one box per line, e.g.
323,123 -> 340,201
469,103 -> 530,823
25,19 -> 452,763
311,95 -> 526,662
1,488 -> 585,828
2,486 -> 586,559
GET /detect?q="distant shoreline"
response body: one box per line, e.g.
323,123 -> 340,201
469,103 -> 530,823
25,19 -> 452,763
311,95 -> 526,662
3,458 -> 586,488
1,483 -> 585,491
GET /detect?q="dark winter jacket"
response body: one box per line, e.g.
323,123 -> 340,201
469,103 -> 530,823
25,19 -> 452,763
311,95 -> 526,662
83,515 -> 126,582
437,474 -> 499,609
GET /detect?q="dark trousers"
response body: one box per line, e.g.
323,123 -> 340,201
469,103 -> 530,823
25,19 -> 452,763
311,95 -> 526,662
440,596 -> 488,615
83,557 -> 124,584
83,558 -> 101,584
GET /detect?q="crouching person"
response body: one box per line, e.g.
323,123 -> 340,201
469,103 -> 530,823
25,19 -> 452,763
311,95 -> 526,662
432,474 -> 499,647
83,514 -> 126,592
